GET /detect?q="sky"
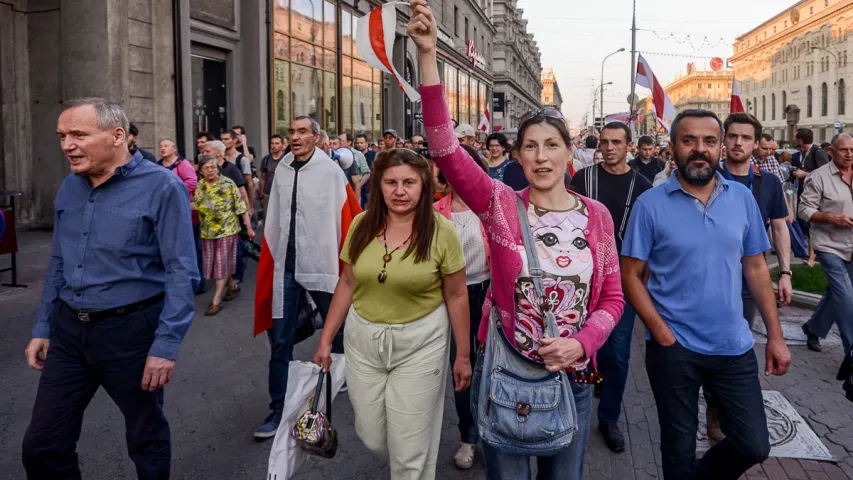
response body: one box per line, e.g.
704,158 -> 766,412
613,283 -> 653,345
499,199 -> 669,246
516,0 -> 796,129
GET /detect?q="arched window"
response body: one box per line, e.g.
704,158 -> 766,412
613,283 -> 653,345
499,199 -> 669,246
782,91 -> 787,112
772,93 -> 777,119
762,95 -> 766,120
754,97 -> 758,115
821,82 -> 828,116
839,79 -> 846,115
807,86 -> 813,117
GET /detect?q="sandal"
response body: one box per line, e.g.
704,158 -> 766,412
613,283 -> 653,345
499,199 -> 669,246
224,285 -> 241,302
205,303 -> 222,316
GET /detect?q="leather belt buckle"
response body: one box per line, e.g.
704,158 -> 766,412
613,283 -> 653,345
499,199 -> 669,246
77,312 -> 91,323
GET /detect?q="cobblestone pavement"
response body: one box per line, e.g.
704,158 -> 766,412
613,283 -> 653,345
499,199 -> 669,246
0,231 -> 850,479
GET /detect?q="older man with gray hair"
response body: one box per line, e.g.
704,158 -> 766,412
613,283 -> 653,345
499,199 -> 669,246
22,98 -> 199,478
204,139 -> 250,208
799,133 -> 853,364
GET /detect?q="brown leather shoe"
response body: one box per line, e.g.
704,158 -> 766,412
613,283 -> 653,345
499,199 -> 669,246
205,303 -> 222,316
224,285 -> 241,302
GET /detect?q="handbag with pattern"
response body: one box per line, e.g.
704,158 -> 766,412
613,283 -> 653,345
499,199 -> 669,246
291,370 -> 338,458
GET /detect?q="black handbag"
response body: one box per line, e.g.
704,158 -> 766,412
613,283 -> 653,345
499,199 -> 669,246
291,371 -> 338,458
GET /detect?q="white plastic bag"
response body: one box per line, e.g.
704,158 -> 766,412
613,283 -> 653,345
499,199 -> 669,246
267,355 -> 346,480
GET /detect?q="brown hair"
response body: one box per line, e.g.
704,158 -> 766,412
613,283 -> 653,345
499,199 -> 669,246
347,149 -> 437,264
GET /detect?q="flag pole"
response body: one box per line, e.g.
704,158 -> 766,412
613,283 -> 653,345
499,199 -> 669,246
629,0 -> 637,137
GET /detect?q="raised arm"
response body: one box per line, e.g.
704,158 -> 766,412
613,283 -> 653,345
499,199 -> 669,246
410,0 -> 494,215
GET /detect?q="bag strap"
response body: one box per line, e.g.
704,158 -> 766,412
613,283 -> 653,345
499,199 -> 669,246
514,195 -> 560,338
310,370 -> 333,422
617,170 -> 638,243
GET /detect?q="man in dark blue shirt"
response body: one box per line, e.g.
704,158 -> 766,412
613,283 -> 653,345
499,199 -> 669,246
22,98 -> 199,479
127,122 -> 157,163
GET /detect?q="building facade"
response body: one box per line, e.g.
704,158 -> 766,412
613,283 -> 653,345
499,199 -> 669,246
731,0 -> 853,144
665,65 -> 734,121
0,0 -> 498,228
541,66 -> 563,113
491,0 -> 542,135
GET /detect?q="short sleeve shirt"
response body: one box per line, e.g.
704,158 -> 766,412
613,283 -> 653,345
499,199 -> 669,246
621,172 -> 770,356
341,212 -> 465,324
193,176 -> 248,239
514,200 -> 593,369
721,164 -> 789,225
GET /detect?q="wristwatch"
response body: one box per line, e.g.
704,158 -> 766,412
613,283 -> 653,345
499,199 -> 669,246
780,270 -> 793,278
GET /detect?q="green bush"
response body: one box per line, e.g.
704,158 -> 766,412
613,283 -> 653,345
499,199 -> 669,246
770,264 -> 828,295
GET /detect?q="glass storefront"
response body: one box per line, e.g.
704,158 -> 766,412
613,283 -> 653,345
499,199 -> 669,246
443,62 -> 490,132
272,0 -> 382,141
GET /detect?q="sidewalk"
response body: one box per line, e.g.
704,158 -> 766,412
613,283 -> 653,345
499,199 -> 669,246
0,230 -> 850,479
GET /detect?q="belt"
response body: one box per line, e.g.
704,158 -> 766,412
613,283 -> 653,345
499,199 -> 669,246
69,293 -> 166,323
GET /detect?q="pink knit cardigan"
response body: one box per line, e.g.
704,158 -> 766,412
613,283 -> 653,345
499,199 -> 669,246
421,84 -> 624,365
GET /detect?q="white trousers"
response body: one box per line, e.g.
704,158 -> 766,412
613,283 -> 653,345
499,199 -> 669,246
344,304 -> 451,480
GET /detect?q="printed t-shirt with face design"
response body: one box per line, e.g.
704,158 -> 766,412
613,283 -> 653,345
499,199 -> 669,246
514,196 -> 593,369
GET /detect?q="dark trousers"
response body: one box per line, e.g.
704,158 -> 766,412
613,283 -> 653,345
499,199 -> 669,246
267,270 -> 344,412
22,301 -> 171,480
449,279 -> 489,444
193,224 -> 206,293
233,238 -> 246,283
597,297 -> 636,424
646,340 -> 769,480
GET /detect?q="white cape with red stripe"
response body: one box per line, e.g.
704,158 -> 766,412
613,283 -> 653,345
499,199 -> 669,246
254,147 -> 362,335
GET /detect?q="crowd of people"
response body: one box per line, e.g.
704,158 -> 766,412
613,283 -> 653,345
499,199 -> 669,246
17,0 -> 853,479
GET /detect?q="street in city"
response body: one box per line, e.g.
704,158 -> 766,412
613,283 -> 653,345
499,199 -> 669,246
0,231 -> 851,480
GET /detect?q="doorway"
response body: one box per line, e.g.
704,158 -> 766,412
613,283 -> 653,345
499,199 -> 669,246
191,55 -> 228,145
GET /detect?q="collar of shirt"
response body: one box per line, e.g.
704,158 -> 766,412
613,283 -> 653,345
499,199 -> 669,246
664,170 -> 729,197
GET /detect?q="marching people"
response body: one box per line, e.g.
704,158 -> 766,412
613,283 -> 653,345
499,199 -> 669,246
259,134 -> 287,215
409,2 -> 624,477
194,155 -> 254,316
569,122 -> 653,453
622,109 -> 790,480
798,133 -> 853,363
433,144 -> 491,470
628,135 -> 665,183
313,148 -> 471,480
485,132 -> 511,181
23,98 -> 199,479
253,116 -> 362,439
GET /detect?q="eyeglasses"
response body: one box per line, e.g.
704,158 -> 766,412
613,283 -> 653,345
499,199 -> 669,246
520,108 -> 565,126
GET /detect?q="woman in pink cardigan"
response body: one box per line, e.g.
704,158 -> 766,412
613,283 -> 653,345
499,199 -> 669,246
409,2 -> 624,478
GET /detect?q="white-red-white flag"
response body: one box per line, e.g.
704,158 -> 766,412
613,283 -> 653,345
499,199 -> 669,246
635,54 -> 676,131
478,105 -> 491,132
356,3 -> 420,102
730,76 -> 745,114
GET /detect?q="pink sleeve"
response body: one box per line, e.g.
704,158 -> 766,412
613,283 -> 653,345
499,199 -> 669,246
571,208 -> 625,364
420,84 -> 494,215
177,161 -> 198,198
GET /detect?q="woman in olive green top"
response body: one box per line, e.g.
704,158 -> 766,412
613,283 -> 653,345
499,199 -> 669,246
313,149 -> 471,480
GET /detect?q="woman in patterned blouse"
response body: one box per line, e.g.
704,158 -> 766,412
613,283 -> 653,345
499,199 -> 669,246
194,155 -> 255,315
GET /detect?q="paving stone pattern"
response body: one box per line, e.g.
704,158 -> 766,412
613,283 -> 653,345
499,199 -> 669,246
0,231 -> 850,479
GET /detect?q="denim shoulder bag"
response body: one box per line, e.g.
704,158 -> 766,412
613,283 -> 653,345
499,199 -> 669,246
475,195 -> 578,456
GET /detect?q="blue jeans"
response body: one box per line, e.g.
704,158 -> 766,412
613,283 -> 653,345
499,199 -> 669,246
449,280 -> 489,444
597,298 -> 635,424
470,348 -> 593,480
192,224 -> 206,293
807,250 -> 853,357
646,340 -> 769,480
267,271 -> 344,412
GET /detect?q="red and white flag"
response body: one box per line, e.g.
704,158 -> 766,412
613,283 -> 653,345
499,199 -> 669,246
635,54 -> 676,131
356,3 -> 420,102
478,105 -> 491,132
730,76 -> 745,113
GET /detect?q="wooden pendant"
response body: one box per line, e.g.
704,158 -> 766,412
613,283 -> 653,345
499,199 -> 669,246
378,270 -> 387,283
383,253 -> 393,263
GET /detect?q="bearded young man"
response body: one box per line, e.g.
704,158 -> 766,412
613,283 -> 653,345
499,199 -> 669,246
621,109 -> 790,480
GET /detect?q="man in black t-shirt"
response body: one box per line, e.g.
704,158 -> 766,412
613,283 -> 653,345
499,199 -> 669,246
570,122 -> 652,454
628,135 -> 665,183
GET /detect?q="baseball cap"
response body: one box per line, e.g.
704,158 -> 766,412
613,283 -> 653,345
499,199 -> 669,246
383,128 -> 398,138
455,124 -> 475,138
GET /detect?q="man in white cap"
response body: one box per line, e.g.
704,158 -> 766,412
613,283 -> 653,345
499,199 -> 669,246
455,124 -> 476,146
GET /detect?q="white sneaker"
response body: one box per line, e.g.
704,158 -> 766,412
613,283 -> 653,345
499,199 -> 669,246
454,442 -> 476,470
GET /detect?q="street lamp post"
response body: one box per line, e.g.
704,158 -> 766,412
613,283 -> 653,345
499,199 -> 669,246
599,48 -> 625,129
